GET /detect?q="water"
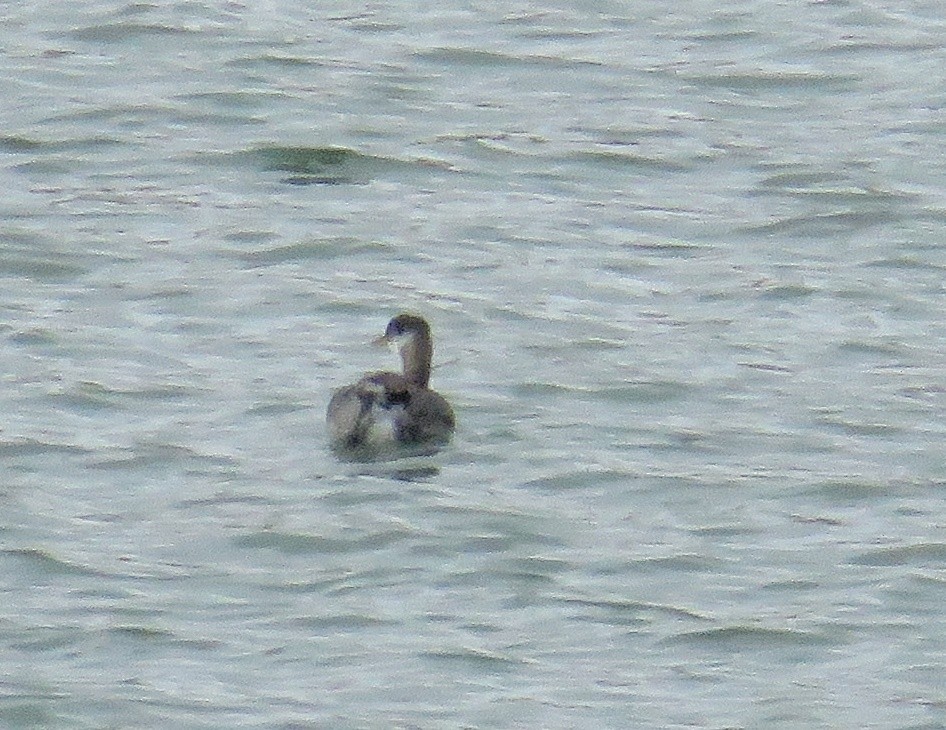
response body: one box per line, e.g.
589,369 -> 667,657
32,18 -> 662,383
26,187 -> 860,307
2,1 -> 946,727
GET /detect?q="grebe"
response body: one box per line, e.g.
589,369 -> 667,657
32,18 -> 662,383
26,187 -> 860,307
327,314 -> 455,454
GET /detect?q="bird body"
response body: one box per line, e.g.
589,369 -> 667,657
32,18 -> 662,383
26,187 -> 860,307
327,315 -> 455,456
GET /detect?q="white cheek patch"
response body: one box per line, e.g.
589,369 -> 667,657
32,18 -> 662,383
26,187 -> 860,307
387,332 -> 413,353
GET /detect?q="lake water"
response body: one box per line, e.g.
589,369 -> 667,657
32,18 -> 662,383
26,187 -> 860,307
3,1 -> 946,727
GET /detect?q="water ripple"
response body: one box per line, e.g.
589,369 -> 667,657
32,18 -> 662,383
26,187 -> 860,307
214,145 -> 445,186
234,528 -> 416,555
562,596 -> 709,626
661,625 -> 840,650
418,646 -> 525,673
4,547 -> 104,578
849,543 -> 946,567
67,23 -> 197,43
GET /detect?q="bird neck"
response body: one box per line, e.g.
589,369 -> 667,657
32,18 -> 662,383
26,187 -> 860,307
400,333 -> 432,388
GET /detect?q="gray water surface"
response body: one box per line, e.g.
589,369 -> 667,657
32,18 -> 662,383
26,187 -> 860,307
3,2 -> 946,728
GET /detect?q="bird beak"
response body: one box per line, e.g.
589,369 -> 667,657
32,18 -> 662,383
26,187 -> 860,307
372,334 -> 392,348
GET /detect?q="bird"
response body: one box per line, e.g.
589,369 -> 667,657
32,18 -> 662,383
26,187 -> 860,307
327,314 -> 455,456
